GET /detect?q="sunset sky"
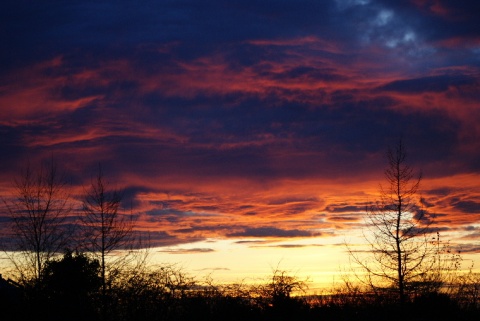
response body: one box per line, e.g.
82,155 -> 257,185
1,0 -> 480,290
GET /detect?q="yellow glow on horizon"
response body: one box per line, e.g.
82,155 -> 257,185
143,229 -> 480,294
147,237 -> 356,292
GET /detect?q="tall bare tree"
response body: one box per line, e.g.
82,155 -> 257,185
349,140 -> 446,303
80,166 -> 134,296
3,160 -> 72,283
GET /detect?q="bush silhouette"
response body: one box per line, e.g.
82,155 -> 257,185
40,251 -> 101,320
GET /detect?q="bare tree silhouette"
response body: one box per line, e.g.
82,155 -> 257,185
348,140 -> 451,303
80,165 -> 134,298
3,160 -> 72,284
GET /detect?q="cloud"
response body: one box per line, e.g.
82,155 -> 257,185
227,226 -> 318,238
159,248 -> 215,254
195,267 -> 230,271
136,230 -> 205,248
452,200 -> 480,214
378,74 -> 478,93
454,244 -> 480,254
325,204 -> 367,213
258,243 -> 324,248
327,215 -> 361,222
234,240 -> 268,245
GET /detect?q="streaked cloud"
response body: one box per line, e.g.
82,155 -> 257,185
159,248 -> 215,254
227,227 -> 319,238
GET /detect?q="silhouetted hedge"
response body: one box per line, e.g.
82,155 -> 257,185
1,255 -> 479,321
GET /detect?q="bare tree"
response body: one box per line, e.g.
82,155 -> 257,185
348,140 -> 447,304
253,264 -> 308,312
80,165 -> 134,296
3,160 -> 72,284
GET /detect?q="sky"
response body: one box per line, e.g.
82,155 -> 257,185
1,0 -> 480,290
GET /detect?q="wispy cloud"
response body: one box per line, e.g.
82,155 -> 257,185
159,248 -> 215,254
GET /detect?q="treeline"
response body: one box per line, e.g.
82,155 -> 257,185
1,251 -> 480,321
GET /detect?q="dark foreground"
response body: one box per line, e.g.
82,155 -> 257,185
1,286 -> 479,321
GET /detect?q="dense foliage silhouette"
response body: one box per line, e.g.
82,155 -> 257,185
2,262 -> 479,321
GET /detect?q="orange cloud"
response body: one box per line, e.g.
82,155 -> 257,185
0,57 -> 103,125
